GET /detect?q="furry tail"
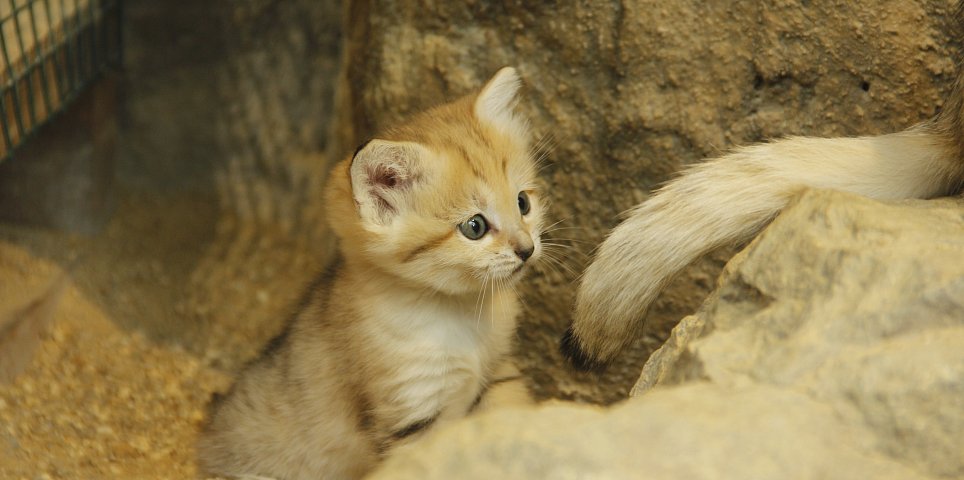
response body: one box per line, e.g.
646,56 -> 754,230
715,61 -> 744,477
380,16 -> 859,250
564,117 -> 964,369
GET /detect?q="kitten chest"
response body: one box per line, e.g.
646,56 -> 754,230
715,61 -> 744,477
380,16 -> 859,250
364,295 -> 515,434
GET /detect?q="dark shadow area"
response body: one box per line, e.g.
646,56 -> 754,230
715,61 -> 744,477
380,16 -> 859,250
0,0 -> 343,366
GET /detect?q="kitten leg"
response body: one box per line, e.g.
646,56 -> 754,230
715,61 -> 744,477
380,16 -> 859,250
564,127 -> 964,369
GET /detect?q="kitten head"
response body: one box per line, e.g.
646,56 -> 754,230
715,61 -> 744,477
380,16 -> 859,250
328,67 -> 545,296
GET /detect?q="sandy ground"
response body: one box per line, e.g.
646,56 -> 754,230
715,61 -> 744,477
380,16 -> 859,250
0,190 -> 332,478
0,281 -> 229,478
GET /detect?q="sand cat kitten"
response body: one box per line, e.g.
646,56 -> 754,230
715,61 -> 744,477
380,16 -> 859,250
562,25 -> 964,370
198,67 -> 543,480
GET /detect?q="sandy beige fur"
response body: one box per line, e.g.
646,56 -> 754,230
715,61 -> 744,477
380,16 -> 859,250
197,67 -> 543,480
564,24 -> 964,368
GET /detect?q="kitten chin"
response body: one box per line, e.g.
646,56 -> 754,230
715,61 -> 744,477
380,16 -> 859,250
198,67 -> 544,480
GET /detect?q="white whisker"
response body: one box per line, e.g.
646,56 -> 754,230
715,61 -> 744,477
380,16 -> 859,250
540,245 -> 589,259
489,277 -> 496,329
535,254 -> 567,278
541,217 -> 569,233
542,238 -> 593,246
540,250 -> 579,278
476,273 -> 489,329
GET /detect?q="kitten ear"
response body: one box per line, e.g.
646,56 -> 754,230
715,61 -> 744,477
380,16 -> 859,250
474,67 -> 524,134
350,139 -> 427,225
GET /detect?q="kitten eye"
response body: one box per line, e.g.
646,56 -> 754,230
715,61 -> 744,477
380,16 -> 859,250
517,191 -> 531,215
459,214 -> 489,240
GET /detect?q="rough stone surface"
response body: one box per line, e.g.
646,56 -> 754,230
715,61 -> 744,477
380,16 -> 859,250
333,0 -> 962,402
636,189 -> 964,478
118,0 -> 342,367
373,387 -> 927,480
371,190 -> 964,479
122,0 -> 343,194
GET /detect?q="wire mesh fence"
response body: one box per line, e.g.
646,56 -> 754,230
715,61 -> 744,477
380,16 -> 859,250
0,0 -> 121,161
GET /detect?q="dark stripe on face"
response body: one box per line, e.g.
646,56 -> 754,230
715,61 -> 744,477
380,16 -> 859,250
353,387 -> 375,435
471,121 -> 494,150
455,143 -> 485,180
403,230 -> 454,263
390,413 -> 439,441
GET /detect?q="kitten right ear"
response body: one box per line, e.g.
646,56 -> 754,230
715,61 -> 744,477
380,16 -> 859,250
349,139 -> 427,225
475,67 -> 525,135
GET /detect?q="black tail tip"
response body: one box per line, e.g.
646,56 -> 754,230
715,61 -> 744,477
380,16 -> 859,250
559,325 -> 607,373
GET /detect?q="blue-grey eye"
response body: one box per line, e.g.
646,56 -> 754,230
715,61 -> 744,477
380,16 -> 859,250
459,214 -> 488,240
518,191 -> 531,215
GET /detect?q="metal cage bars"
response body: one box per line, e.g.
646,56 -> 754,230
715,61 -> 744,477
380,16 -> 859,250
0,0 -> 121,161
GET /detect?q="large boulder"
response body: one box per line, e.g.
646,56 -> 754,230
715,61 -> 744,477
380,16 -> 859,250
634,189 -> 964,478
331,0 -> 961,401
369,190 -> 964,479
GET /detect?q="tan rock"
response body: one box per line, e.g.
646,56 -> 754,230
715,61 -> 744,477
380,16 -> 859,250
373,385 -> 926,480
636,190 -> 964,478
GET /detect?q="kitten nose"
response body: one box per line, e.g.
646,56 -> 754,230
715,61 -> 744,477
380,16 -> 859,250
512,234 -> 535,262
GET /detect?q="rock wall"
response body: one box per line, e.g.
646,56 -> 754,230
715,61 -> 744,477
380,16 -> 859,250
116,0 -> 345,368
369,190 -> 964,479
331,0 -> 962,402
122,0 -> 343,194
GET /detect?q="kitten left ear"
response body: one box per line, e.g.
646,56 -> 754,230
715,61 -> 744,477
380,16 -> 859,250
349,139 -> 428,225
474,67 -> 524,134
